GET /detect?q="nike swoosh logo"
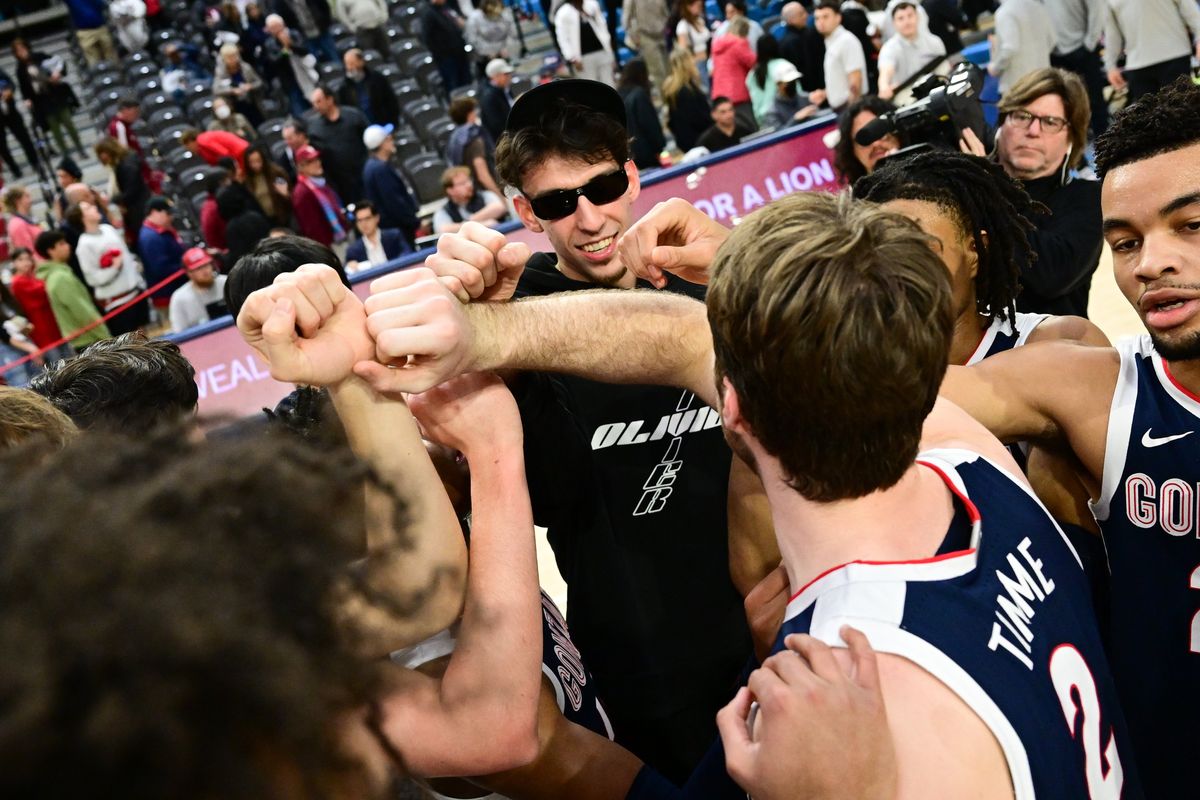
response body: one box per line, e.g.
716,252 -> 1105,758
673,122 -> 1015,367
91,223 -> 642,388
1141,429 -> 1195,448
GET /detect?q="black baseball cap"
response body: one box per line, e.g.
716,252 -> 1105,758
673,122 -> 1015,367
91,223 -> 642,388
503,78 -> 626,135
147,197 -> 173,213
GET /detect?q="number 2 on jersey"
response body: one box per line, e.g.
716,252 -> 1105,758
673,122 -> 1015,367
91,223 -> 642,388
1049,645 -> 1124,800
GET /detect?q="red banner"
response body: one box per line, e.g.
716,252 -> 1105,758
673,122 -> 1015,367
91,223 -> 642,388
178,119 -> 839,419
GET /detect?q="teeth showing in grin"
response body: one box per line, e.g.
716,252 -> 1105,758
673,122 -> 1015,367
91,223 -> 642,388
581,236 -> 614,253
1157,300 -> 1186,312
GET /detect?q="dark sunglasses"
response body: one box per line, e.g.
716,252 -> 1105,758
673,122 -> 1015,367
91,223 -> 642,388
527,166 -> 630,221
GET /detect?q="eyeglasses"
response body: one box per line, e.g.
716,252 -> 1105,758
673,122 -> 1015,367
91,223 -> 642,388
1005,109 -> 1069,134
526,166 -> 630,221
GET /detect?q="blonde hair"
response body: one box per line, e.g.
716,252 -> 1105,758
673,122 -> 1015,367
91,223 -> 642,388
219,43 -> 240,58
662,47 -> 701,107
998,67 -> 1090,169
0,387 -> 77,451
3,186 -> 28,213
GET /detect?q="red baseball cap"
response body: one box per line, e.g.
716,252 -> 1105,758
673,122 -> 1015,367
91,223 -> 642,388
295,145 -> 321,162
182,247 -> 214,270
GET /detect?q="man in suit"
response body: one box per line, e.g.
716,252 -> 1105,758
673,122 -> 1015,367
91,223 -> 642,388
345,199 -> 410,272
361,124 -> 421,246
277,118 -> 310,182
479,58 -> 516,143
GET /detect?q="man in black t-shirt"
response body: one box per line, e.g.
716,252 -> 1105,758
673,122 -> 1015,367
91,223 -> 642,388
423,79 -> 753,784
696,96 -> 756,153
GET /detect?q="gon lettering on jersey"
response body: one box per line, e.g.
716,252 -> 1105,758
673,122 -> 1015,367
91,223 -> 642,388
1124,473 -> 1199,536
589,392 -> 723,517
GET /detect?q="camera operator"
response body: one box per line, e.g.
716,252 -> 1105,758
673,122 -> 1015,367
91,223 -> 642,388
967,67 -> 1101,318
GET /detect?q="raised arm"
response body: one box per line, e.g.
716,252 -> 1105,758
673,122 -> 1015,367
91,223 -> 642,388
377,373 -> 541,776
236,265 -> 468,653
356,267 -> 719,405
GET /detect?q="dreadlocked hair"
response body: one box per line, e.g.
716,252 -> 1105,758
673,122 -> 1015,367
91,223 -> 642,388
853,151 -> 1034,324
1094,76 -> 1200,179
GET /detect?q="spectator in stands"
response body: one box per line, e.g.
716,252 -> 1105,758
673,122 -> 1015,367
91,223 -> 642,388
465,0 -> 520,78
169,247 -> 229,332
110,0 -> 150,54
277,117 -> 309,181
263,14 -> 320,116
877,1 -> 945,100
11,39 -> 86,161
336,49 -> 401,128
213,43 -> 266,127
29,332 -> 197,432
747,34 -> 793,127
1046,0 -> 1106,138
269,0 -> 338,62
1104,0 -> 1200,104
833,94 -> 900,184
0,73 -> 37,179
58,183 -> 106,285
556,0 -> 615,87
244,142 -> 294,226
52,157 -> 83,219
106,98 -> 145,156
4,187 -> 44,255
345,199 -> 411,272
420,0 -> 472,93
924,0 -> 963,55
988,0 -> 1055,97
69,201 -> 148,337
199,168 -> 231,251
240,2 -> 271,67
33,230 -> 110,350
448,97 -> 503,198
710,17 -> 758,130
761,61 -> 822,129
618,58 -> 667,170
335,0 -> 391,56
161,42 -> 212,103
8,248 -> 70,363
675,0 -> 711,91
663,46 -> 712,152
697,95 -> 756,152
715,0 -> 762,49
93,137 -> 151,250
218,183 -> 275,269
361,124 -> 420,246
291,145 -> 350,249
432,165 -> 508,234
308,86 -> 370,206
479,58 -> 516,144
179,127 -> 251,167
137,198 -> 188,310
813,1 -> 864,111
622,0 -> 670,96
779,2 -> 825,94
63,0 -> 118,66
207,96 -> 258,140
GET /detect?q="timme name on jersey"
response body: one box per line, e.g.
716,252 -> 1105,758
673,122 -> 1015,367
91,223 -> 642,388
774,450 -> 1139,799
1090,335 -> 1200,798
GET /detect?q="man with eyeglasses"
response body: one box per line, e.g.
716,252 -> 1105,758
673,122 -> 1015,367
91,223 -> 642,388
417,79 -> 755,785
992,67 -> 1102,319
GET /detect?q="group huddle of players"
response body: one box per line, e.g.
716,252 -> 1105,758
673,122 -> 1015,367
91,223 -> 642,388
4,74 -> 1199,799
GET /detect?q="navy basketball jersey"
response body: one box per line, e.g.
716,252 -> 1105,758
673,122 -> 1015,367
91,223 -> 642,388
966,312 -> 1049,366
1089,335 -> 1200,798
391,590 -> 614,740
775,449 -> 1140,799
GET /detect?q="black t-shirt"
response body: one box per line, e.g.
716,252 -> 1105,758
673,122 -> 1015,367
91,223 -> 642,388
696,122 -> 753,153
578,14 -> 604,55
513,254 -> 750,782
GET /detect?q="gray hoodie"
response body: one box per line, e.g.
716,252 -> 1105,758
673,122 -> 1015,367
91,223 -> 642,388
1104,0 -> 1200,71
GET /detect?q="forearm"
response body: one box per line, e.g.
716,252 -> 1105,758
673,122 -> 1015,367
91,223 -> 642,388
331,376 -> 467,648
467,290 -> 718,406
416,439 -> 541,774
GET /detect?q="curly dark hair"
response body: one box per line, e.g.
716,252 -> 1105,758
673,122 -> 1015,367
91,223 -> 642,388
853,150 -> 1034,325
833,95 -> 898,185
495,101 -> 632,192
0,430 -> 392,798
1094,76 -> 1200,180
29,332 -> 199,434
